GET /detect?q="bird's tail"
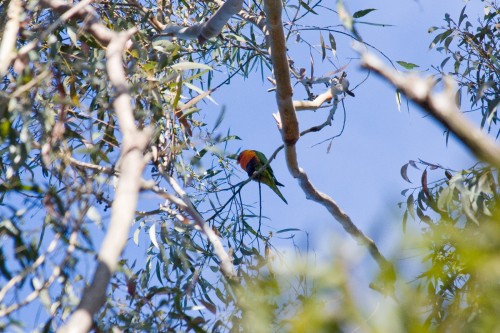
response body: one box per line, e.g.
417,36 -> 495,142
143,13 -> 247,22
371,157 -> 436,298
270,184 -> 288,204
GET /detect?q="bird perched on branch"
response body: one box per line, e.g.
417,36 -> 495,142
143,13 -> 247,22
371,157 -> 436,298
237,150 -> 288,204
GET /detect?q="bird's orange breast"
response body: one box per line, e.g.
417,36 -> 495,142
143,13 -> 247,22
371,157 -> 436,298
238,150 -> 255,170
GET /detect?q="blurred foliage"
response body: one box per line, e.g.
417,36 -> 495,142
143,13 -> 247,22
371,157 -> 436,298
399,2 -> 500,330
401,160 -> 500,330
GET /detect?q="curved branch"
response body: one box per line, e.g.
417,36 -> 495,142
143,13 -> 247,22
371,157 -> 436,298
293,88 -> 333,111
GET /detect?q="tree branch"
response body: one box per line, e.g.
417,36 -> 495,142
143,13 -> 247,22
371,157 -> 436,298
360,51 -> 500,168
154,0 -> 243,44
0,0 -> 22,77
58,25 -> 151,333
293,88 -> 333,111
263,0 -> 393,283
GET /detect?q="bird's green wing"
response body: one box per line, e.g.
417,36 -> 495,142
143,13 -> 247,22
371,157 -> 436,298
252,150 -> 268,165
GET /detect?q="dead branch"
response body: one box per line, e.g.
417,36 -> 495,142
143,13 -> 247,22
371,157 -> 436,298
293,88 -> 332,111
360,51 -> 500,168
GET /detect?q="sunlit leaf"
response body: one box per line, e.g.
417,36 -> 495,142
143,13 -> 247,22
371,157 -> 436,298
396,61 -> 419,70
171,62 -> 213,71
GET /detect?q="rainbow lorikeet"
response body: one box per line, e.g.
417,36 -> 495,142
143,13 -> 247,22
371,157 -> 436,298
237,150 -> 287,204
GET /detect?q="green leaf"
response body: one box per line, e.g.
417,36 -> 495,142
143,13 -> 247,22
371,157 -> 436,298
407,193 -> 415,219
437,187 -> 452,211
396,61 -> 420,70
319,33 -> 326,60
353,8 -> 377,19
328,33 -> 337,56
67,27 -> 78,46
276,228 -> 301,234
0,119 -> 10,138
428,26 -> 439,33
401,163 -> 411,183
458,6 -> 468,27
402,210 -> 408,233
299,0 -> 318,14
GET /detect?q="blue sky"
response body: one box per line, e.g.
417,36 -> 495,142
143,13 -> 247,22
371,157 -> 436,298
197,0 -> 483,275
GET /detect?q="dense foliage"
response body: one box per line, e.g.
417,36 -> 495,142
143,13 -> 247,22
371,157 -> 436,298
401,2 -> 500,331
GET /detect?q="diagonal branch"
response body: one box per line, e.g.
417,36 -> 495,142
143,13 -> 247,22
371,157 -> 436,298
263,0 -> 393,283
293,88 -> 333,111
165,176 -> 237,280
360,51 -> 500,169
148,162 -> 236,278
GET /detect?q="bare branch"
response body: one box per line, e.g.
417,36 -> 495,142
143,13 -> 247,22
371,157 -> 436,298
126,0 -> 166,31
293,88 -> 332,111
58,27 -> 151,333
263,0 -> 393,284
0,0 -> 22,77
263,1 -> 299,146
67,156 -> 115,174
154,0 -> 243,44
360,51 -> 500,168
